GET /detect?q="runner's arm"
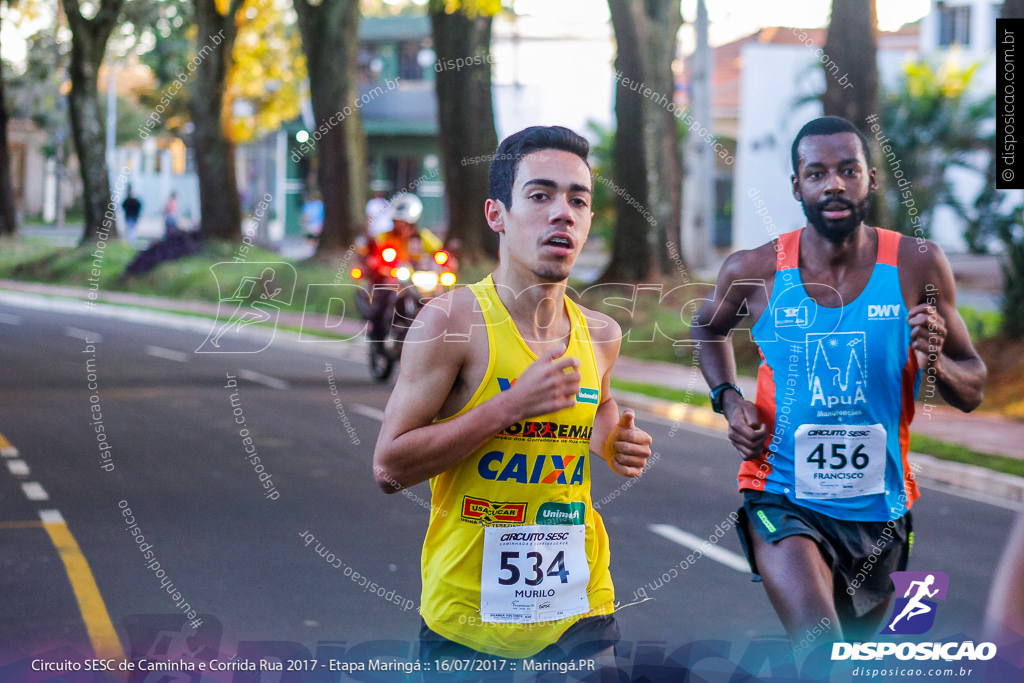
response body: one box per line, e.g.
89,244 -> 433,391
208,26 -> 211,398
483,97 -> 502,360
906,243 -> 986,412
373,298 -> 583,492
587,314 -> 652,478
692,250 -> 768,459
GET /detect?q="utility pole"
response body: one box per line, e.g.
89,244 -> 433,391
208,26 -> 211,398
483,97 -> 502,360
681,0 -> 714,271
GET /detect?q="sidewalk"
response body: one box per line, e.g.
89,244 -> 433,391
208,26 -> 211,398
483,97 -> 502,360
1,278 -> 1022,503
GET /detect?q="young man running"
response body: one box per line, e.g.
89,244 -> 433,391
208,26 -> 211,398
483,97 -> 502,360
693,116 -> 986,647
373,126 -> 652,674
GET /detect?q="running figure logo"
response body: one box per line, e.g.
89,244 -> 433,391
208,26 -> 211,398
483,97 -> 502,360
883,571 -> 950,635
197,262 -> 296,353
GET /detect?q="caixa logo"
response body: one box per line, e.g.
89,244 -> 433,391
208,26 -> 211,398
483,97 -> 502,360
832,571 -> 998,662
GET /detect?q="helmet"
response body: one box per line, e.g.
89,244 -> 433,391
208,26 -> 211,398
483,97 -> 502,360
390,193 -> 423,224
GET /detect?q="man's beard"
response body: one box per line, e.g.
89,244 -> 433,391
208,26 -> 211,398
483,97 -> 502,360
802,193 -> 872,244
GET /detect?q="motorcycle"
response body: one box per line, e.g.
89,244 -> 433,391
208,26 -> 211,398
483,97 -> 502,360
352,243 -> 457,381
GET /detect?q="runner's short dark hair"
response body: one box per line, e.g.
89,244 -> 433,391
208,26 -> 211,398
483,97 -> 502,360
791,116 -> 872,175
488,126 -> 591,209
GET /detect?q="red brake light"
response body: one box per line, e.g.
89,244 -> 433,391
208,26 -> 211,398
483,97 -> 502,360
434,250 -> 449,266
381,247 -> 397,263
350,267 -> 363,280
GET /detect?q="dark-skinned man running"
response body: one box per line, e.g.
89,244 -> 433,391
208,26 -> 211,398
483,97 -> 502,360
693,116 -> 986,649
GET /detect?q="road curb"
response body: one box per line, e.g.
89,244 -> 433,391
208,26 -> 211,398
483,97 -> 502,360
614,390 -> 1024,508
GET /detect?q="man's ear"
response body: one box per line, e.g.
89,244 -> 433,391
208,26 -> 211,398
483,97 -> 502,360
868,167 -> 878,193
791,174 -> 802,202
485,198 -> 506,234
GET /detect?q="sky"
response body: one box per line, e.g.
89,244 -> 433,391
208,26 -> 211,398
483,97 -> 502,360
1,0 -> 933,66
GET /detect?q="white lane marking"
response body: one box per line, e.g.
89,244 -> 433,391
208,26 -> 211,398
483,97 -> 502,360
648,523 -> 750,573
0,312 -> 22,324
238,369 -> 290,390
6,459 -> 29,476
352,404 -> 386,422
66,327 -> 103,342
39,509 -> 65,523
22,482 -> 50,501
145,345 -> 188,362
1,447 -> 18,458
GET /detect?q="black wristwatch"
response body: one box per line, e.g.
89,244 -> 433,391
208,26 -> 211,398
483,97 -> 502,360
709,382 -> 743,414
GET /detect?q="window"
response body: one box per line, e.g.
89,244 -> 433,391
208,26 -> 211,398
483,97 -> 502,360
398,42 -> 427,81
937,2 -> 972,47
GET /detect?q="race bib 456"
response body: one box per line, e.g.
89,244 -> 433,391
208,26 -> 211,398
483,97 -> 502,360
794,424 -> 886,500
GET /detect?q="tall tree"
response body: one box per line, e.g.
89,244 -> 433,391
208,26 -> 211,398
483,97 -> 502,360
191,0 -> 245,241
429,0 -> 500,261
602,0 -> 683,281
0,8 -> 18,237
822,0 -> 889,228
63,0 -> 126,244
293,0 -> 364,256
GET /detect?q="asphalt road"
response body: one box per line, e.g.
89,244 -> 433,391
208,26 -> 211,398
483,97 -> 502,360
0,293 -> 1019,683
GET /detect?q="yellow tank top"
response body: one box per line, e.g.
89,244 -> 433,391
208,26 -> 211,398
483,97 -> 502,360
420,276 -> 614,658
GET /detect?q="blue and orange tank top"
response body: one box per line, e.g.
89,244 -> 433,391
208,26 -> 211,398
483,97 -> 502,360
741,228 -> 921,521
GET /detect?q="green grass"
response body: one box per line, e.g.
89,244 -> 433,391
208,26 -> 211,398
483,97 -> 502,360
958,306 -> 1002,341
610,378 -> 711,408
0,237 -> 65,272
909,434 -> 1024,478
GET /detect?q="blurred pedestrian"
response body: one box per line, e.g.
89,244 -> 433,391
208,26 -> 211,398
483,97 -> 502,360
164,191 -> 180,237
121,186 -> 142,246
302,191 -> 324,244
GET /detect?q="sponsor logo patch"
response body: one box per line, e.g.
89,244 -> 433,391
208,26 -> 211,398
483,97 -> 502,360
502,421 -> 593,441
775,305 -> 809,328
461,496 -> 528,526
536,501 -> 586,525
867,303 -> 901,320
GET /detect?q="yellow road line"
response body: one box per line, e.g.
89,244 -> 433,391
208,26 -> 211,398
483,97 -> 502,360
0,431 -> 17,457
41,511 -> 126,661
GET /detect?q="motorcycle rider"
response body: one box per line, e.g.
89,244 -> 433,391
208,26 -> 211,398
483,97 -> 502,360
371,194 -> 444,268
360,193 -> 445,346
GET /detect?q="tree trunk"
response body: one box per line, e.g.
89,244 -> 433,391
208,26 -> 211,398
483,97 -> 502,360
823,0 -> 889,229
0,20 -> 18,237
191,0 -> 243,242
294,0 -> 365,256
430,7 -> 499,261
639,0 -> 683,276
63,0 -> 125,245
1005,0 -> 1024,19
603,0 -> 682,282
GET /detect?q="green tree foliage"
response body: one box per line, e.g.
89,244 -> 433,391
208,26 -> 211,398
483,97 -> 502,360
878,59 -> 992,238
